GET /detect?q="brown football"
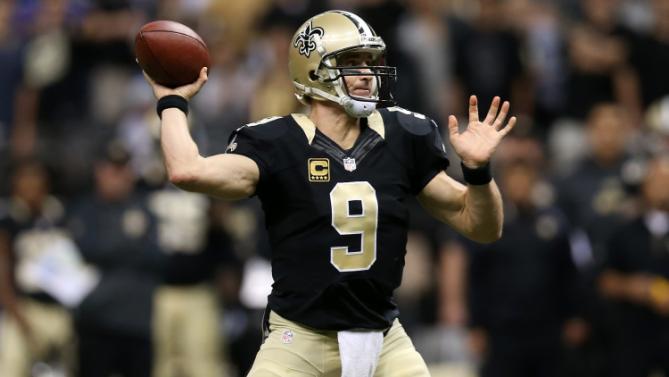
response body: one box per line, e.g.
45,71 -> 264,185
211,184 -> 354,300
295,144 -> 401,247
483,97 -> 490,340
135,20 -> 210,88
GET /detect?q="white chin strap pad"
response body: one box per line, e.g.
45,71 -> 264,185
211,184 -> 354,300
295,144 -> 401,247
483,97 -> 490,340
342,97 -> 376,118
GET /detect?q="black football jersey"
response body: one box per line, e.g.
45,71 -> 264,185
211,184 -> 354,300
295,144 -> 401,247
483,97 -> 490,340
226,107 -> 449,330
0,197 -> 71,304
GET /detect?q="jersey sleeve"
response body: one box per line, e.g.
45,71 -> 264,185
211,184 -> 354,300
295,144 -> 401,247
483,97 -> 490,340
410,119 -> 450,194
225,122 -> 281,186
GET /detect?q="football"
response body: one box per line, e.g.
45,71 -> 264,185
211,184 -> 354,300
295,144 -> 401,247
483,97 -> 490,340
134,20 -> 210,88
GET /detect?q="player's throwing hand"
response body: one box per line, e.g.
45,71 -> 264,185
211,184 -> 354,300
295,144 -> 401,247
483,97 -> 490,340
143,67 -> 208,101
447,95 -> 516,169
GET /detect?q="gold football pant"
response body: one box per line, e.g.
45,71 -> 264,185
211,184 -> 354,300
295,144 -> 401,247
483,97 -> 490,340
247,311 -> 430,377
153,284 -> 224,377
0,299 -> 74,377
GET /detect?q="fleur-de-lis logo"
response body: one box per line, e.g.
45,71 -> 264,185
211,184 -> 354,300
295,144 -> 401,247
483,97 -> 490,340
293,22 -> 324,58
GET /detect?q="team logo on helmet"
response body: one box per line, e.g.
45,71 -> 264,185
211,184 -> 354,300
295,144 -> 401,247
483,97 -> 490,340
293,22 -> 324,58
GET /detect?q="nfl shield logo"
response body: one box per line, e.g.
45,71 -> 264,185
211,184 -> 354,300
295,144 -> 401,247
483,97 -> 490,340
343,157 -> 357,172
281,329 -> 294,344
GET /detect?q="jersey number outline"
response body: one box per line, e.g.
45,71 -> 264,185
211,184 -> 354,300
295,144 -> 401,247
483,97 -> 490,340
329,181 -> 379,272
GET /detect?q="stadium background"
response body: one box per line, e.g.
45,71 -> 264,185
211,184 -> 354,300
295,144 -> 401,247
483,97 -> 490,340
2,0 -> 669,376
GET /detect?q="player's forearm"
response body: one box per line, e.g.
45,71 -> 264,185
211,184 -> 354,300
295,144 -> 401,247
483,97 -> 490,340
419,172 -> 502,243
457,181 -> 504,243
160,108 -> 204,185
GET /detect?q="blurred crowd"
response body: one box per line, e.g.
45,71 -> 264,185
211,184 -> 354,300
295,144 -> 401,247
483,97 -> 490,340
2,0 -> 669,376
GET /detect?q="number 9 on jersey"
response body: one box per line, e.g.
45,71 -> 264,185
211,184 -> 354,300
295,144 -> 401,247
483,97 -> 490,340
329,181 -> 379,272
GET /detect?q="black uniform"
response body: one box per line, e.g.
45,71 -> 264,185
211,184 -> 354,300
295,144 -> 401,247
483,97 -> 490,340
0,198 -> 71,304
467,205 -> 581,377
69,192 -> 164,377
602,217 -> 669,377
227,108 -> 449,330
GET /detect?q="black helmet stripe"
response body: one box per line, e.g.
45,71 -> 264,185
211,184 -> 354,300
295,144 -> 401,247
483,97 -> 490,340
332,10 -> 376,36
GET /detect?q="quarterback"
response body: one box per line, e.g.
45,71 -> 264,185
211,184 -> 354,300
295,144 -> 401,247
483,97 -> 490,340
144,10 -> 515,377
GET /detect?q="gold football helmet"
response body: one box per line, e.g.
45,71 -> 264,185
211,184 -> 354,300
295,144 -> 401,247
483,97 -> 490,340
289,10 -> 397,117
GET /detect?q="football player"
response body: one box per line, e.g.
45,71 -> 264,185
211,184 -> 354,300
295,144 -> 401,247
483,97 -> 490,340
143,10 -> 515,377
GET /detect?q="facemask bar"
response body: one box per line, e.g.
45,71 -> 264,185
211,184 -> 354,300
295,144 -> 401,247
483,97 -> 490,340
330,67 -> 397,105
318,46 -> 397,106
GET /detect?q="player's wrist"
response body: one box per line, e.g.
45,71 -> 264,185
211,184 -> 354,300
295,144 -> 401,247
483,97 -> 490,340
156,95 -> 189,119
461,157 -> 488,169
461,161 -> 492,185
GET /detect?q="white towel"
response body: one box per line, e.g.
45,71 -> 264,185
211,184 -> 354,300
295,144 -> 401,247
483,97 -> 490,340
337,330 -> 384,377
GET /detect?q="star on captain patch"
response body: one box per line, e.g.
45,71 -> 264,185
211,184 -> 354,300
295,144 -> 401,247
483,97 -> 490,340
343,157 -> 357,172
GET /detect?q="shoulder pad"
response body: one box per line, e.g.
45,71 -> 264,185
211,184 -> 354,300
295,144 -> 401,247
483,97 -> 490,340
233,116 -> 291,141
380,107 -> 434,136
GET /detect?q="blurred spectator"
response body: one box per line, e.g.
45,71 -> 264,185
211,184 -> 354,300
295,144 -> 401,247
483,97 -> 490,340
17,0 -> 142,197
206,199 -> 258,377
191,27 -> 262,155
597,155 -> 669,377
564,0 -> 642,122
451,0 -> 529,120
628,0 -> 669,109
259,0 -> 326,31
0,0 -> 20,145
513,0 -> 568,130
396,0 -> 455,120
69,0 -> 142,125
249,16 -> 302,120
148,186 -> 229,377
466,140 -> 588,377
409,216 -> 474,372
556,103 -> 635,266
396,199 -> 464,333
0,0 -> 38,164
437,237 -> 468,331
395,227 -> 436,331
644,95 -> 669,156
69,143 -> 164,377
116,74 -> 165,186
0,159 -> 77,376
554,103 -> 642,377
202,0 -> 270,69
21,0 -> 82,129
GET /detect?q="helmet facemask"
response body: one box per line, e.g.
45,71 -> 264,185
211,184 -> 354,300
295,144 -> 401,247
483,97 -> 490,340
317,47 -> 397,117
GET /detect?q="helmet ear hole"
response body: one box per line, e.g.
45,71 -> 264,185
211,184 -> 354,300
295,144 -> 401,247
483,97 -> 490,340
308,70 -> 319,81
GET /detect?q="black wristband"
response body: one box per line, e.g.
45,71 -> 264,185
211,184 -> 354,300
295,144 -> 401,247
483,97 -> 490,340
156,95 -> 188,119
461,162 -> 492,185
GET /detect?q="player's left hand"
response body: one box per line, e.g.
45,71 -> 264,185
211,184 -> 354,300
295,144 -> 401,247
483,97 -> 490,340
448,95 -> 516,169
